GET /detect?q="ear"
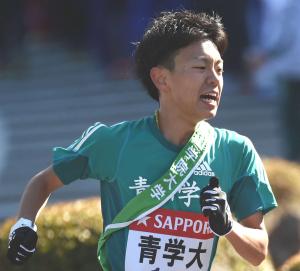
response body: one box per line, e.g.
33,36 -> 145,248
150,66 -> 169,94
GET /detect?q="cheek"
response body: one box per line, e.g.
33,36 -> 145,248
218,76 -> 224,92
172,76 -> 194,95
220,76 -> 224,87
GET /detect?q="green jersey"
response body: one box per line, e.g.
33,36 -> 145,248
53,115 -> 277,271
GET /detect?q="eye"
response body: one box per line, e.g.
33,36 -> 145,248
216,67 -> 224,74
193,66 -> 206,71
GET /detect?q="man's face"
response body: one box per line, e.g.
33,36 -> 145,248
163,39 -> 224,123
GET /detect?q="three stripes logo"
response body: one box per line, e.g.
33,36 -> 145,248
193,161 -> 215,177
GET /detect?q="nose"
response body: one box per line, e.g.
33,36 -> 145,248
206,69 -> 221,86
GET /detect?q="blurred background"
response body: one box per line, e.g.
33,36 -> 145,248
0,0 -> 299,270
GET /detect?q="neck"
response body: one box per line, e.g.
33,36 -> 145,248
156,109 -> 200,146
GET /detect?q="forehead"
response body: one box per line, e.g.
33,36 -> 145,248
175,40 -> 223,64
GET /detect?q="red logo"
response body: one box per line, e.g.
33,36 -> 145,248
130,209 -> 214,240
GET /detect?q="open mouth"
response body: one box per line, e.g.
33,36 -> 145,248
200,93 -> 217,103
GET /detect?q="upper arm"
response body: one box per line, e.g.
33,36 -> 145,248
52,122 -> 107,183
227,134 -> 277,220
240,212 -> 266,232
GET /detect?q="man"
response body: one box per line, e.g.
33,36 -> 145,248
7,10 -> 277,271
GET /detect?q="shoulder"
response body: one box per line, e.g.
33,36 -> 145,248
99,116 -> 151,134
84,116 -> 152,144
213,127 -> 253,148
212,127 -> 257,161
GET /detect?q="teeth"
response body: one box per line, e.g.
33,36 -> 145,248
202,98 -> 215,103
201,94 -> 217,101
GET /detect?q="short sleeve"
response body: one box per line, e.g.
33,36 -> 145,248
228,137 -> 278,221
52,122 -> 105,184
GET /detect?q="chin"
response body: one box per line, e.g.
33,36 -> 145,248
198,110 -> 217,121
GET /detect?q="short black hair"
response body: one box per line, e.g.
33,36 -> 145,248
134,10 -> 228,101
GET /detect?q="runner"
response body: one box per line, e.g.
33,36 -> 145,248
7,10 -> 277,271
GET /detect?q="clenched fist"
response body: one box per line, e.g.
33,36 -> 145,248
200,177 -> 233,236
7,218 -> 38,264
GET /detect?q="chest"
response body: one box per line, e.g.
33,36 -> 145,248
114,145 -> 232,212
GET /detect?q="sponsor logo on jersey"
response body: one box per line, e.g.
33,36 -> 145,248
193,161 -> 215,177
130,208 -> 213,239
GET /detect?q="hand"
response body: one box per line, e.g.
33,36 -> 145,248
200,177 -> 233,236
7,218 -> 38,265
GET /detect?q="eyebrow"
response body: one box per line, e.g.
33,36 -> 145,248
193,56 -> 223,65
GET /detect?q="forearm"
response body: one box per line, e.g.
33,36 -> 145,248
17,167 -> 63,222
17,175 -> 50,221
7,167 -> 63,265
225,220 -> 268,266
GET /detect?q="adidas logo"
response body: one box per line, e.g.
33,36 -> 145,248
193,161 -> 215,176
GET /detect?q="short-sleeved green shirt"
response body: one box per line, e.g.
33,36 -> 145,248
53,115 -> 277,271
